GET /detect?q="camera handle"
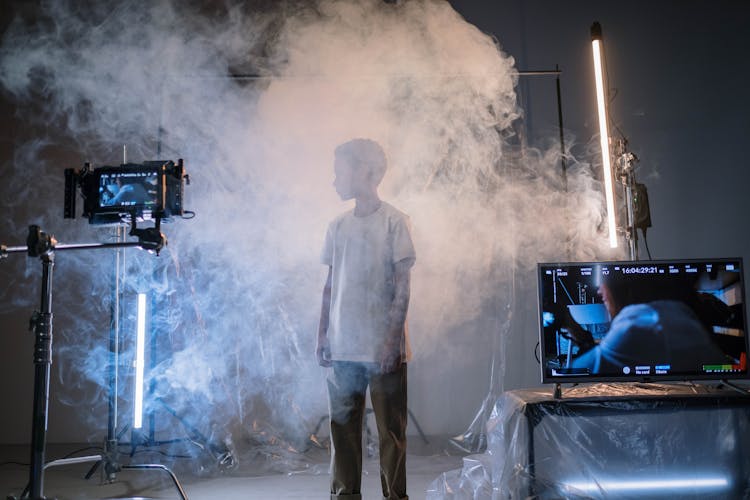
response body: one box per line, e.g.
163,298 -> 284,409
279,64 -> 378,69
2,225 -> 186,500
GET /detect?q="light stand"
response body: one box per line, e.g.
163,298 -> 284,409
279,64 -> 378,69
93,225 -> 127,483
1,224 -> 188,500
614,138 -> 639,260
591,22 -> 652,260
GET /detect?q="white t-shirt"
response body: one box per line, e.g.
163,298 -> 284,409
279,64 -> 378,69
321,201 -> 416,362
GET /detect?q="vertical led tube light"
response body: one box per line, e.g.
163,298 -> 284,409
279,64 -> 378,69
591,22 -> 618,248
133,293 -> 147,430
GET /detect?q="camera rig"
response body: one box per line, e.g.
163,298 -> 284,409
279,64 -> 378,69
65,159 -> 188,226
2,158 -> 193,498
63,158 -> 190,254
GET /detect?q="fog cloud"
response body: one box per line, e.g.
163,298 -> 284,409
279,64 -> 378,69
0,0 -> 614,468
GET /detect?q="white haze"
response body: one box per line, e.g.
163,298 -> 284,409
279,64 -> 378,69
0,0 -> 616,467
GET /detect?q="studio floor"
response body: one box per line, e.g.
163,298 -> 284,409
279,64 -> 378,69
0,440 -> 465,499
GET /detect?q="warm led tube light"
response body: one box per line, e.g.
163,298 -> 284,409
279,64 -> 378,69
592,23 -> 618,248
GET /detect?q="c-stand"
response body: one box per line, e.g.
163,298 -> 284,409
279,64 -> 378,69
613,139 -> 638,260
1,223 -> 187,500
613,138 -> 652,261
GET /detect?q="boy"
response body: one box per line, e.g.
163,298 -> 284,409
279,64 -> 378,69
318,138 -> 416,500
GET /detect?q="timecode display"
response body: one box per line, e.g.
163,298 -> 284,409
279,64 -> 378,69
620,266 -> 659,274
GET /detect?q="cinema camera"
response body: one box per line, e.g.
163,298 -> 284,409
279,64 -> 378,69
64,159 -> 188,225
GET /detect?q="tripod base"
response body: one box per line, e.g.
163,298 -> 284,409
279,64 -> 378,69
11,454 -> 189,500
121,464 -> 189,500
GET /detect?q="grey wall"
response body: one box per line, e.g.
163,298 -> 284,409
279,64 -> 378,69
1,0 -> 748,447
458,0 -> 750,393
455,0 -> 750,262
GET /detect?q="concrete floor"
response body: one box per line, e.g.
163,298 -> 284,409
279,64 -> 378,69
0,441 -> 466,499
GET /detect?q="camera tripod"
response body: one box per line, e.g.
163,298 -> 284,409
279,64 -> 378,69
1,224 -> 188,500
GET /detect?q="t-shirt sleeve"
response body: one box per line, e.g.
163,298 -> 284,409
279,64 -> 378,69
321,222 -> 334,266
392,215 -> 416,265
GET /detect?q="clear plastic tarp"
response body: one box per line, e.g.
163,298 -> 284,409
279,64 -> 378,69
428,382 -> 750,499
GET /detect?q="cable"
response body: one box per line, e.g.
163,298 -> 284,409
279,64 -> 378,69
534,341 -> 540,363
0,446 -> 103,468
126,449 -> 194,460
117,443 -> 194,460
59,445 -> 103,460
641,228 -> 653,260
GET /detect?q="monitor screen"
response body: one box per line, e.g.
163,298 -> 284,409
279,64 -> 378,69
98,169 -> 161,210
537,259 -> 748,383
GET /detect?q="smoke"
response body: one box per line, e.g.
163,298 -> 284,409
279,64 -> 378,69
0,0 -> 614,468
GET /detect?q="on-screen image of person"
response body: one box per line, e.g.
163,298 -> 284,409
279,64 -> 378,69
317,138 -> 416,500
561,273 -> 732,374
100,181 -> 120,205
104,176 -> 156,206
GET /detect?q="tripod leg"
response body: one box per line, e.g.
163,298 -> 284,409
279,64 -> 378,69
84,460 -> 100,480
407,407 -> 430,445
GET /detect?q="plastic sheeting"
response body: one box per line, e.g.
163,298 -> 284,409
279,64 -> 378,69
428,382 -> 750,499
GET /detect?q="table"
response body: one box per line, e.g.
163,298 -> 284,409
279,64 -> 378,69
486,383 -> 750,499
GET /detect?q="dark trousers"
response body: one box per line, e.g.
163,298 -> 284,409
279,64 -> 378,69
327,361 -> 408,500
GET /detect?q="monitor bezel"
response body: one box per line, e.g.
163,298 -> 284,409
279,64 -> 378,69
537,257 -> 749,384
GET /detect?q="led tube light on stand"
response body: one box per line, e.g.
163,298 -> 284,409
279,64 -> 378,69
591,22 -> 618,249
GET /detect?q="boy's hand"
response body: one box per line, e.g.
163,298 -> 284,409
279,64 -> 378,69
379,340 -> 402,373
316,335 -> 332,367
548,303 -> 595,350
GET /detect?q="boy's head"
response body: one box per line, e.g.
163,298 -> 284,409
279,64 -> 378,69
333,138 -> 387,200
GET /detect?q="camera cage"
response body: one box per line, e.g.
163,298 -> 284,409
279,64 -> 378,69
65,159 -> 187,225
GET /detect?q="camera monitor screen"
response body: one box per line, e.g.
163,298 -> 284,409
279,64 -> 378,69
98,170 -> 161,210
538,259 -> 748,383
